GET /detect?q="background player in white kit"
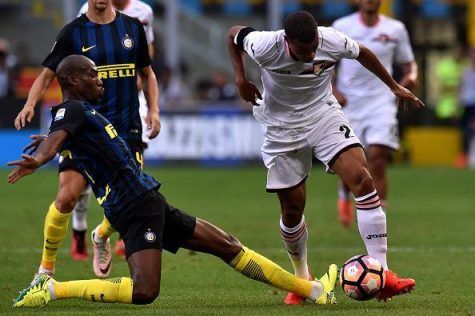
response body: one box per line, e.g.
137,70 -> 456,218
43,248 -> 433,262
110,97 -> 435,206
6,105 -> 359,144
332,0 -> 418,227
76,0 -> 157,257
227,11 -> 422,305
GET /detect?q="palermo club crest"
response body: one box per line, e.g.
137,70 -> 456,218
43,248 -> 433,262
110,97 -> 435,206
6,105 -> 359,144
313,60 -> 336,76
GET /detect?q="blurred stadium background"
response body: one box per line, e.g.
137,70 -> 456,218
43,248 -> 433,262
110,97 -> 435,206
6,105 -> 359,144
0,0 -> 474,168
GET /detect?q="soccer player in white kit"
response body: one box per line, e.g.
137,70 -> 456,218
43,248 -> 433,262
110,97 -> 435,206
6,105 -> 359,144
227,11 -> 422,305
76,0 -> 158,259
332,0 -> 418,227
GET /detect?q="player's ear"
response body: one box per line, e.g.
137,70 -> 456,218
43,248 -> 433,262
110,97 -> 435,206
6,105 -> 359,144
67,75 -> 79,86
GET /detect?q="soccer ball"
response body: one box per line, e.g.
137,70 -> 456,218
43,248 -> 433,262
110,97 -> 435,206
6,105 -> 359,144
340,255 -> 386,301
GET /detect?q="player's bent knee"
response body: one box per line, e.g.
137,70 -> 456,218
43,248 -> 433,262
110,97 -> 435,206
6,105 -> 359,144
55,193 -> 78,213
351,168 -> 375,196
132,287 -> 160,305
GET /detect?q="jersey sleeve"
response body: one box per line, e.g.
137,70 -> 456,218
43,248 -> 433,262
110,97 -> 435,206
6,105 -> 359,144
394,24 -> 415,64
49,101 -> 85,136
136,21 -> 152,69
235,29 -> 279,66
42,26 -> 75,71
326,28 -> 360,60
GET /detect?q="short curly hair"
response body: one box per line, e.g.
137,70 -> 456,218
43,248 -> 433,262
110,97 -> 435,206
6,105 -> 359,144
284,11 -> 318,44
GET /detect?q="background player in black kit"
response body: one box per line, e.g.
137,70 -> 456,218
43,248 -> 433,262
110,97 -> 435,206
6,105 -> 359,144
9,55 -> 338,308
13,0 -> 159,280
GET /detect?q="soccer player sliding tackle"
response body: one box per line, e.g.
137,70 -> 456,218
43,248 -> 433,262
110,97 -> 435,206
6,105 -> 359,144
227,11 -> 422,304
8,55 -> 338,308
14,0 -> 160,280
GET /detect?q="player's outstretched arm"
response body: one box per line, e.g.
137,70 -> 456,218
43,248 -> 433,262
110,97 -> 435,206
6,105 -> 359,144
227,26 -> 262,105
7,130 -> 68,184
356,44 -> 424,110
14,68 -> 56,130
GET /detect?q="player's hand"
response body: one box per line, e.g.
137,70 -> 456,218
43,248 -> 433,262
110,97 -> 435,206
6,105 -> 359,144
22,134 -> 47,155
391,84 -> 424,111
7,154 -> 39,184
14,105 -> 35,130
146,111 -> 161,139
237,79 -> 262,106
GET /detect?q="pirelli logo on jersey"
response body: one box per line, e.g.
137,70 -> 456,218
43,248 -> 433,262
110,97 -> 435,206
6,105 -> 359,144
97,63 -> 136,80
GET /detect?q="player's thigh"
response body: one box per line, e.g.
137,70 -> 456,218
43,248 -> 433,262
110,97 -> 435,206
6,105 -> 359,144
330,146 -> 370,189
56,161 -> 88,212
107,190 -> 166,259
127,248 -> 162,295
160,194 -> 197,254
262,126 -> 313,192
310,108 -> 363,173
367,145 -> 390,168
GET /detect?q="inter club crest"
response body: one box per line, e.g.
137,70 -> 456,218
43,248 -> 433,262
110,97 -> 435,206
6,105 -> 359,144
122,34 -> 134,50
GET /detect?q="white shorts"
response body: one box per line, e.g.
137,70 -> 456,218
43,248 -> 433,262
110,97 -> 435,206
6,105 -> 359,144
349,113 -> 399,150
344,101 -> 399,150
138,90 -> 149,144
261,108 -> 362,191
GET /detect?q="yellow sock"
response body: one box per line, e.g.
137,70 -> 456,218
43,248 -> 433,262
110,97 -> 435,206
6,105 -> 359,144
41,202 -> 71,270
52,277 -> 133,303
96,216 -> 116,240
230,246 -> 322,301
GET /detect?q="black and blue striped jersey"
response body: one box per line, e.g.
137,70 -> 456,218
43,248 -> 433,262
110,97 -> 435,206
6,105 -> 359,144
49,100 -> 159,217
43,12 -> 151,143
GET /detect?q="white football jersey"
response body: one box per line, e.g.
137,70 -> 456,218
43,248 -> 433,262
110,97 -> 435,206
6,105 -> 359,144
332,13 -> 414,120
79,0 -> 154,44
238,27 -> 360,128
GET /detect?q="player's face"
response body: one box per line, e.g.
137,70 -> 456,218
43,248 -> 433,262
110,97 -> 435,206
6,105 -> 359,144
286,36 -> 319,63
89,0 -> 111,12
358,0 -> 381,14
76,61 -> 104,102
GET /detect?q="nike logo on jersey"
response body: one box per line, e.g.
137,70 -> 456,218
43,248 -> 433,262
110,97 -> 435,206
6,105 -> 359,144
81,45 -> 96,53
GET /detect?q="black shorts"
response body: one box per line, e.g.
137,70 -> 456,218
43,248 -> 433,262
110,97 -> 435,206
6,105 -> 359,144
106,189 -> 196,258
58,139 -> 146,173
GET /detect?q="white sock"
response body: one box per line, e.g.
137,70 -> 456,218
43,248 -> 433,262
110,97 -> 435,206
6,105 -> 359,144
309,280 -> 323,301
280,215 -> 310,279
48,280 -> 57,300
355,190 -> 388,270
93,227 -> 108,243
72,186 -> 92,231
38,266 -> 54,275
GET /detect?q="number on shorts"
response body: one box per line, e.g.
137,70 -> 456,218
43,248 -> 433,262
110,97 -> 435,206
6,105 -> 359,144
339,125 -> 351,139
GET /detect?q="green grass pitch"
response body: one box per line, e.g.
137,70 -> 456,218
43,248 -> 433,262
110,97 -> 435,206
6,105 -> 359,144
0,166 -> 474,315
